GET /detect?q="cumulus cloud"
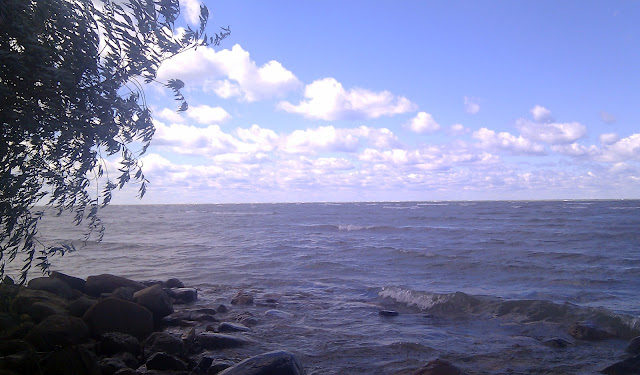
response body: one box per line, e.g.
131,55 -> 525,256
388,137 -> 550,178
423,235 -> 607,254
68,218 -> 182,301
155,108 -> 185,124
282,125 -> 399,154
516,119 -> 586,144
450,123 -> 470,135
186,105 -> 231,124
464,96 -> 480,114
599,133 -> 619,145
473,127 -> 545,155
551,143 -> 599,157
278,78 -> 416,121
408,112 -> 440,133
180,0 -> 202,25
531,105 -> 554,123
599,133 -> 640,163
152,121 -> 237,155
157,44 -> 301,102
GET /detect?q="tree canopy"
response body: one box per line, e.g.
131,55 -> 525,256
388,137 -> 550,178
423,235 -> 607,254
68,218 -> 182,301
0,0 -> 229,283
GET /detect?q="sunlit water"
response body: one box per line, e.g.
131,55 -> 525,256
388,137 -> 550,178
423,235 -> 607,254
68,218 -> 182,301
13,200 -> 640,374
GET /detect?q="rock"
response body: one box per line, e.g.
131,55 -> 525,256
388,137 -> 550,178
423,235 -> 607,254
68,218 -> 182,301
542,338 -> 572,348
627,336 -> 640,355
181,327 -> 196,343
85,274 -> 146,297
27,276 -> 74,299
165,278 -> 185,288
601,354 -> 640,375
26,301 -> 66,322
146,352 -> 187,371
231,290 -> 254,305
109,287 -> 135,301
198,356 -> 215,372
50,271 -> 86,292
171,287 -> 198,304
98,352 -> 139,375
413,359 -> 468,375
0,321 -> 35,340
196,308 -> 218,315
83,297 -> 154,339
218,322 -> 251,333
217,304 -> 229,314
99,332 -> 141,356
133,284 -> 174,321
24,315 -> 90,351
0,342 -> 40,375
264,309 -> 293,319
69,296 -> 98,317
194,313 -> 218,322
217,350 -> 305,375
195,332 -> 251,350
234,312 -> 258,327
208,360 -> 235,374
12,288 -> 69,316
0,312 -> 20,331
40,345 -> 100,375
144,332 -> 185,358
569,322 -> 616,340
379,309 -> 399,317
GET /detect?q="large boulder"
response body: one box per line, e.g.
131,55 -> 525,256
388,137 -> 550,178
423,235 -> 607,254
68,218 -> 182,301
83,297 -> 153,340
85,274 -> 146,297
133,284 -> 174,321
601,354 -> 640,375
413,359 -> 468,375
69,296 -> 98,317
627,336 -> 640,355
27,277 -> 73,299
144,332 -> 185,358
195,332 -> 251,350
50,271 -> 87,293
24,315 -> 90,351
99,332 -> 141,356
12,288 -> 69,317
218,351 -> 305,375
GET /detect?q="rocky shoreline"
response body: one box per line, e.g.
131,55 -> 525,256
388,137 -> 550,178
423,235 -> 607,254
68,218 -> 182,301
0,272 -> 638,375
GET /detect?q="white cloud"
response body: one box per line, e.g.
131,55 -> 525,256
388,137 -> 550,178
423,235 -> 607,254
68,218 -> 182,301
531,105 -> 554,123
155,108 -> 185,124
599,133 -> 619,145
186,105 -> 231,124
516,119 -> 586,144
180,0 -> 202,25
450,123 -> 470,135
599,133 -> 640,162
152,121 -> 237,155
551,143 -> 599,157
473,127 -> 545,155
283,125 -> 361,154
464,96 -> 480,114
157,44 -> 301,102
278,78 -> 416,121
408,112 -> 440,133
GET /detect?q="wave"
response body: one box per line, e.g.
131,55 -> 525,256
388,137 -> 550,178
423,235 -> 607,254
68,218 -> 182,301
379,286 -> 640,338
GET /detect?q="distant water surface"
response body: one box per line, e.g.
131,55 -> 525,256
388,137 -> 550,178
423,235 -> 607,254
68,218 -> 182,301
25,200 -> 640,374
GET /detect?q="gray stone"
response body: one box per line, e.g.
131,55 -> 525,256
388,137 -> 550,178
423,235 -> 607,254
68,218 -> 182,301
110,287 -> 135,301
195,333 -> 251,350
83,297 -> 153,340
231,291 -> 253,305
568,322 -> 616,340
133,284 -> 174,321
218,351 -> 305,375
85,274 -> 146,297
50,271 -> 86,292
99,332 -> 141,356
171,287 -> 198,304
165,278 -> 185,288
146,352 -> 187,371
144,332 -> 185,357
218,322 -> 250,333
627,336 -> 640,355
27,277 -> 73,299
69,296 -> 98,317
208,360 -> 235,374
24,315 -> 90,351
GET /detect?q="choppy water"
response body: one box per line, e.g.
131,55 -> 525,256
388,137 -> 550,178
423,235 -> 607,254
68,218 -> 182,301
18,200 -> 640,374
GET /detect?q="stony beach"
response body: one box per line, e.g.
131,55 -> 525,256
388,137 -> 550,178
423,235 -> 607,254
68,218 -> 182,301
0,271 -> 639,374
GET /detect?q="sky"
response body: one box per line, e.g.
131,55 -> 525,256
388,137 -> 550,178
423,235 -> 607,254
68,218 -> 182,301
115,0 -> 640,203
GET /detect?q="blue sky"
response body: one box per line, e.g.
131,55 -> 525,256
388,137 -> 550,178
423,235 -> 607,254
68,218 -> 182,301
115,0 -> 640,203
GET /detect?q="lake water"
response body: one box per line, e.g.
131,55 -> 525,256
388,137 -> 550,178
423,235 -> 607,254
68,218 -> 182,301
19,200 -> 640,374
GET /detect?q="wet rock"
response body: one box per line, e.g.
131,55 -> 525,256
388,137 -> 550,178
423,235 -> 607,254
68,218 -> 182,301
27,277 -> 73,299
231,290 -> 254,305
569,322 -> 616,340
194,313 -> 218,322
83,297 -> 154,339
50,271 -> 86,292
109,287 -> 135,301
24,315 -> 89,351
627,336 -> 640,355
99,332 -> 141,356
542,338 -> 572,348
144,332 -> 185,358
69,296 -> 98,317
234,312 -> 258,327
162,311 -> 197,327
195,332 -> 251,350
146,352 -> 187,371
133,284 -> 174,321
196,308 -> 218,315
181,327 -> 196,344
166,278 -> 185,288
217,304 -> 229,314
218,322 -> 251,333
98,356 -> 131,375
41,345 -> 100,375
217,350 -> 305,375
601,354 -> 640,375
208,359 -> 235,374
413,359 -> 468,375
379,309 -> 399,317
85,274 -> 146,297
171,288 -> 198,304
